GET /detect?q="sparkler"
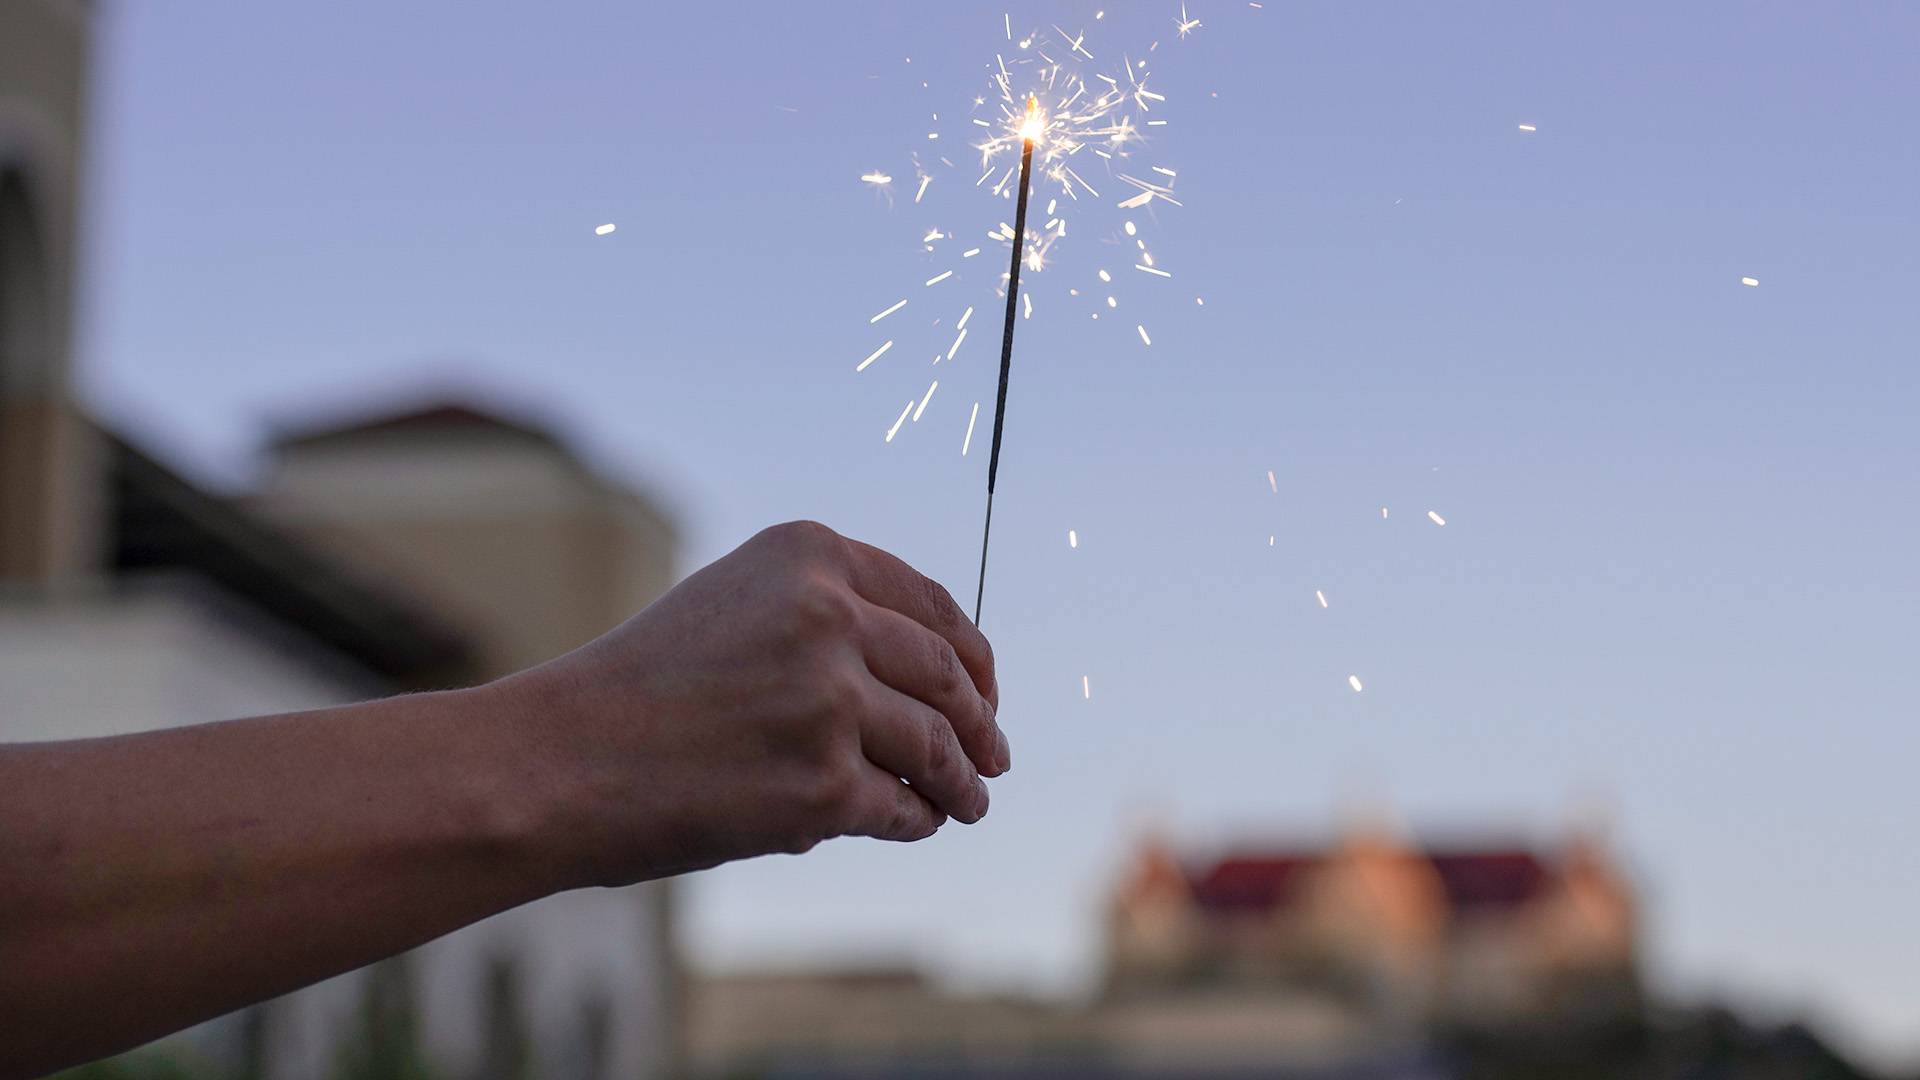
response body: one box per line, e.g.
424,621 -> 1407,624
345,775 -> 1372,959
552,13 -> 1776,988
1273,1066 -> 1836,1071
972,94 -> 1042,625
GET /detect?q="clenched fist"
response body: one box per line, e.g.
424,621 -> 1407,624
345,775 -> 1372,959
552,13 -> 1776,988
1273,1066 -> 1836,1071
501,520 -> 1009,886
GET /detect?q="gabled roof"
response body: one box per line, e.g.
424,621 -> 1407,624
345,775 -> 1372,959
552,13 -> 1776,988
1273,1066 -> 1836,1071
103,428 -> 475,685
269,402 -> 565,452
1179,846 -> 1552,918
1427,851 -> 1549,911
1191,854 -> 1318,914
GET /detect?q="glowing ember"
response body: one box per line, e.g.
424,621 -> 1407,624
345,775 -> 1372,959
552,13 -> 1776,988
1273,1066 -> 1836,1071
870,299 -> 908,324
593,223 -> 616,236
1348,675 -> 1364,693
1427,510 -> 1447,526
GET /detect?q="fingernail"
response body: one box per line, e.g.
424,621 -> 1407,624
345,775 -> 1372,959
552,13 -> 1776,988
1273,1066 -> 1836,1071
973,777 -> 991,820
993,729 -> 1012,774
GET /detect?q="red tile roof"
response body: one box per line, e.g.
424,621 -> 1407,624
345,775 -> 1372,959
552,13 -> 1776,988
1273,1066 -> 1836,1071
1428,851 -> 1548,911
1190,855 -> 1319,913
1183,848 -> 1550,917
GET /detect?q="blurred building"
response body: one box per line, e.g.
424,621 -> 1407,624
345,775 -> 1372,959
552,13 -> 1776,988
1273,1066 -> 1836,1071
686,822 -> 1638,1079
1,7 -> 679,1078
1098,822 -> 1640,1066
1105,824 -> 1639,1024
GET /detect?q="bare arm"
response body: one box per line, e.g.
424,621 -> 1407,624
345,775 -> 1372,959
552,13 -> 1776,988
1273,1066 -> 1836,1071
0,521 -> 1007,1077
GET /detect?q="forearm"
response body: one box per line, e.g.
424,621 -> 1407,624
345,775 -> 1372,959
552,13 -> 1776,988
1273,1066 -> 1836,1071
0,685 -> 568,1077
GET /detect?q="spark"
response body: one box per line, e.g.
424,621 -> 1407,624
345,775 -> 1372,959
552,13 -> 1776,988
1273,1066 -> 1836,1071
1517,123 -> 1537,132
956,305 -> 975,330
1124,220 -> 1137,236
1136,263 -> 1171,277
1427,510 -> 1447,526
1267,469 -> 1278,493
925,269 -> 954,286
857,341 -> 895,372
870,299 -> 908,324
1083,675 -> 1092,699
1741,276 -> 1759,287
1068,529 -> 1079,548
1137,324 -> 1151,346
594,223 -> 616,236
1195,297 -> 1205,305
963,247 -> 982,258
945,327 -> 969,360
1098,269 -> 1112,282
915,175 -> 933,202
885,400 -> 914,442
1023,293 -> 1033,318
962,401 -> 980,455
922,227 -> 944,244
861,171 -> 893,185
1348,675 -> 1364,693
1176,4 -> 1203,37
1381,507 -> 1390,519
1268,535 -> 1275,546
913,380 -> 938,421
1152,165 -> 1178,178
1316,590 -> 1328,609
1054,24 -> 1094,59
1106,296 -> 1117,308
1005,12 -> 1012,39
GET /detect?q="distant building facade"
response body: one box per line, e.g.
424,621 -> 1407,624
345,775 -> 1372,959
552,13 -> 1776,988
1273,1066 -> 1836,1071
2,7 -> 679,1078
684,822 -> 1638,1078
1105,824 -> 1640,1032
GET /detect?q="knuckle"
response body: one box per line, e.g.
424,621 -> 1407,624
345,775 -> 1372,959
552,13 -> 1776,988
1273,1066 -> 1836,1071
767,520 -> 843,561
885,800 -> 921,840
789,576 -> 856,639
799,760 -> 859,823
930,642 -> 965,700
920,576 -> 961,627
818,665 -> 865,718
921,713 -> 954,778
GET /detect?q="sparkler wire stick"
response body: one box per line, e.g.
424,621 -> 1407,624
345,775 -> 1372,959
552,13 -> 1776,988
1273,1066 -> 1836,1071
974,97 -> 1040,625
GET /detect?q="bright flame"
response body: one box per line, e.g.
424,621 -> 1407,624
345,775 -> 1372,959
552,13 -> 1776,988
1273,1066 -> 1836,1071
1019,95 -> 1044,142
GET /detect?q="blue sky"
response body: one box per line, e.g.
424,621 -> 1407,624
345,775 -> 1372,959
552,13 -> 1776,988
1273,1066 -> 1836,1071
80,1 -> 1919,1066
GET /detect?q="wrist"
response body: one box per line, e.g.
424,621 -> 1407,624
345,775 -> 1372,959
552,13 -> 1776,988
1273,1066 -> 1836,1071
436,678 -> 597,896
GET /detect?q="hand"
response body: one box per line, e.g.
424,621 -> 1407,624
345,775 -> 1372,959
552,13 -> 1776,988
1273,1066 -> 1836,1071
500,520 -> 1008,886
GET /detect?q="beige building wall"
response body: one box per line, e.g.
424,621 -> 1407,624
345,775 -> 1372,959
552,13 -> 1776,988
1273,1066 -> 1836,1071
256,427 -> 675,677
254,410 -> 683,1078
0,0 -> 103,585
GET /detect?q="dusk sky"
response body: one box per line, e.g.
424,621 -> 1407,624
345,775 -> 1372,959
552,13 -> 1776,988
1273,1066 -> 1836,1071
79,2 -> 1918,1067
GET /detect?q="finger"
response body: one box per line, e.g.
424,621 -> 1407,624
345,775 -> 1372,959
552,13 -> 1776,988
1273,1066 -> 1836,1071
859,600 -> 1006,778
857,680 -> 991,824
840,537 -> 999,712
843,764 -> 947,842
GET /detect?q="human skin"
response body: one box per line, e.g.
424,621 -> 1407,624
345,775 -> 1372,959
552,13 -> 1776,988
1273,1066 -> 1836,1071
0,520 -> 1007,1078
